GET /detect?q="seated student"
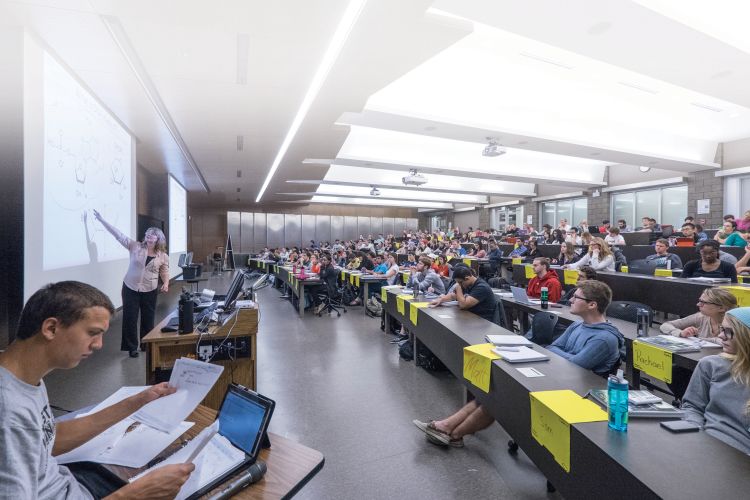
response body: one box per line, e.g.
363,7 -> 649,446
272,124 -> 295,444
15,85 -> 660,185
429,266 -> 496,322
474,242 -> 487,259
598,219 -> 611,233
695,223 -> 709,242
309,254 -> 321,274
645,238 -> 683,269
402,253 -> 417,268
432,255 -> 450,277
552,241 -> 581,266
565,227 -> 583,245
604,226 -> 625,247
681,307 -> 750,454
736,245 -> 750,275
517,238 -> 542,262
737,210 -> 750,232
679,222 -> 705,244
682,240 -> 738,283
487,241 -> 504,274
559,266 -> 597,305
362,253 -> 399,302
406,256 -> 445,295
526,257 -> 562,303
580,231 -> 594,246
715,220 -> 748,247
636,217 -> 654,232
414,281 -> 623,447
567,237 -> 616,272
617,219 -> 632,233
0,282 -> 193,498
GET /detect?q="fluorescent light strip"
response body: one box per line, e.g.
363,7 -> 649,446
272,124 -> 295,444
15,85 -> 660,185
100,15 -> 209,192
255,0 -> 367,202
309,195 -> 452,209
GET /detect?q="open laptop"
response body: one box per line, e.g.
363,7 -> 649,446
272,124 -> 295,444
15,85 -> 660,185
133,384 -> 275,499
511,286 -> 541,305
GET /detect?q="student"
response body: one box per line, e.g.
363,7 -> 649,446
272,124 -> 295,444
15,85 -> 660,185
736,245 -> 750,275
617,219 -> 632,233
559,266 -> 597,305
580,231 -> 594,246
695,223 -> 709,242
565,227 -> 582,245
645,238 -> 683,269
517,239 -> 542,262
682,240 -> 738,282
680,222 -> 705,243
661,288 -> 737,342
0,282 -> 193,498
681,307 -> 750,454
604,226 -> 625,246
737,210 -> 750,232
637,217 -> 654,232
567,237 -> 615,272
552,241 -> 580,266
362,253 -> 399,303
415,281 -> 622,447
432,255 -> 450,277
429,266 -> 496,322
406,257 -> 445,295
715,220 -> 748,247
526,257 -> 562,303
549,229 -> 566,244
403,253 -> 417,268
599,219 -> 611,233
557,219 -> 572,232
487,241 -> 504,274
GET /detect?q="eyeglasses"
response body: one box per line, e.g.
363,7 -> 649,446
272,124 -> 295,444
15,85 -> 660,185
570,294 -> 594,303
697,300 -> 720,307
719,326 -> 734,340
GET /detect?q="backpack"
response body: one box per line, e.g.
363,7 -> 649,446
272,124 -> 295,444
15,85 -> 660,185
417,344 -> 447,372
398,339 -> 414,361
366,297 -> 383,316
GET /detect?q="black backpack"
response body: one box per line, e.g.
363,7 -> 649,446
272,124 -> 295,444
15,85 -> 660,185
398,340 -> 447,371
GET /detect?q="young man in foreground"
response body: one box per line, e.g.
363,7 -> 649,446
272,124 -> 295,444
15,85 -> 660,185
0,281 -> 194,499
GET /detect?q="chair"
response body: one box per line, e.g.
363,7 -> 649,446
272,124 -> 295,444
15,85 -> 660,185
492,299 -> 508,329
661,225 -> 674,237
606,301 -> 654,326
626,259 -> 657,276
314,271 -> 347,317
524,312 -> 559,346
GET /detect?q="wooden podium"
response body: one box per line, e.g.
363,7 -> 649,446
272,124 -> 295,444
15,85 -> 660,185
142,306 -> 258,410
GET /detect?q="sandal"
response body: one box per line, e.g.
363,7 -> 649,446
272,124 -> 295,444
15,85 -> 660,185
412,419 -> 450,445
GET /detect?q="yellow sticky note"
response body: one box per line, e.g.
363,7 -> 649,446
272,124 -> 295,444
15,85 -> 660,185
738,275 -> 746,284
463,343 -> 501,393
349,274 -> 355,285
402,272 -> 410,284
355,275 -> 360,287
529,390 -> 607,472
396,294 -> 412,315
446,255 -> 453,262
654,269 -> 673,277
563,269 -> 579,285
620,265 -> 629,273
512,257 -> 522,265
720,285 -> 750,306
410,302 -> 430,325
524,265 -> 535,279
463,258 -> 472,266
633,341 -> 673,383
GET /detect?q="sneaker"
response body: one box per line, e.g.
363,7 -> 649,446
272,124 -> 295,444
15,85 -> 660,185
412,419 -> 450,445
315,303 -> 326,315
426,433 -> 464,448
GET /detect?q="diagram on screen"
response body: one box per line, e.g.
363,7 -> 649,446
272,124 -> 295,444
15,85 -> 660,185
43,53 -> 132,270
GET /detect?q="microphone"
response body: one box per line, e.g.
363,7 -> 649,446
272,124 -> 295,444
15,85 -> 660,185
207,460 -> 267,500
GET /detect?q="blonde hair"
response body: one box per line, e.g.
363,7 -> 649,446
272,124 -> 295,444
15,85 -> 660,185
725,314 -> 750,386
588,237 -> 612,258
144,227 -> 167,253
702,288 -> 738,311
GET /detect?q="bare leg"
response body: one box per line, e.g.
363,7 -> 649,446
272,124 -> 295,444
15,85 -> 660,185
450,405 -> 494,440
433,400 -> 480,434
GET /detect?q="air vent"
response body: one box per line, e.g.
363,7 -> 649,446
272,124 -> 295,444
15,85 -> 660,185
236,135 -> 244,151
236,187 -> 241,192
237,170 -> 242,178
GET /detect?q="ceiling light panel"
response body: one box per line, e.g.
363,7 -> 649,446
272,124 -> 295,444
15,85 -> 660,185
338,126 -> 606,183
309,195 -> 453,209
312,184 -> 488,203
366,20 -> 749,160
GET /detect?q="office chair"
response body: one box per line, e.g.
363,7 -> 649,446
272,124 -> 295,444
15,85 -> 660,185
524,312 -> 559,346
315,271 -> 347,317
661,225 -> 674,237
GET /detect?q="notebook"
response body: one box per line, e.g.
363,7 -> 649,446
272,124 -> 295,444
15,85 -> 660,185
131,384 -> 275,500
492,346 -> 549,363
511,286 -> 541,305
485,334 -> 533,347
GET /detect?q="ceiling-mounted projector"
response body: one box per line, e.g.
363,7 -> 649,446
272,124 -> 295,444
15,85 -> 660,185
370,186 -> 381,196
402,169 -> 427,186
482,137 -> 506,157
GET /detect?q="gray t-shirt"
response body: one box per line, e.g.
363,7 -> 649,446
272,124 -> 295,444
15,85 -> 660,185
0,366 -> 93,499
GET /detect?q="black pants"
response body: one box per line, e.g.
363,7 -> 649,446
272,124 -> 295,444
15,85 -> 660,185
121,284 -> 158,352
68,462 -> 126,499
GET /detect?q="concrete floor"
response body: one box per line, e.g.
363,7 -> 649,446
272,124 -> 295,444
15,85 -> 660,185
45,271 -> 559,500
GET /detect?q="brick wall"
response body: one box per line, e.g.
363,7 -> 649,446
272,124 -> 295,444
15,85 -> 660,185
687,169 -> 723,228
587,190 -> 610,227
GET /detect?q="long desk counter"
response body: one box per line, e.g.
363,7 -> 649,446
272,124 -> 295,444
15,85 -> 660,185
274,266 -> 322,316
382,287 -> 750,499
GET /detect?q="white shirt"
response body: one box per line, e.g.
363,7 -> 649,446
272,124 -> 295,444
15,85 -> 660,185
605,234 -> 625,246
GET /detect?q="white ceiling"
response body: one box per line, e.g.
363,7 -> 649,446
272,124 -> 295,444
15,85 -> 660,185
5,0 -> 750,210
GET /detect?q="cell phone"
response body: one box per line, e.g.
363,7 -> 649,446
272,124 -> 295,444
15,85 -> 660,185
660,420 -> 700,433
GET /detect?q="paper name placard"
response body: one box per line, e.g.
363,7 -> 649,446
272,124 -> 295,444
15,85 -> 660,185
396,294 -> 412,315
512,257 -> 522,265
402,272 -> 410,284
409,302 -> 430,325
720,285 -> 750,306
463,258 -> 472,266
463,343 -> 500,393
563,269 -> 579,285
381,288 -> 388,303
654,269 -> 673,277
529,390 -> 607,472
524,265 -> 535,279
633,341 -> 673,383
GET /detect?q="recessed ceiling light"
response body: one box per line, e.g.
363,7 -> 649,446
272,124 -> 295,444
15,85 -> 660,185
639,166 -> 651,172
590,152 -> 601,156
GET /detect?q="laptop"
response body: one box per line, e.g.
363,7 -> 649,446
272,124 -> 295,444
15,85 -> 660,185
511,286 -> 541,305
132,384 -> 275,499
674,237 -> 695,247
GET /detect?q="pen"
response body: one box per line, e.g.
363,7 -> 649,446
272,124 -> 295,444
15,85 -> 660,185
105,421 -> 140,452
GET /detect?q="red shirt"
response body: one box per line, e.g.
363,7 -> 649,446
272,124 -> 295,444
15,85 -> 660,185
526,269 -> 562,302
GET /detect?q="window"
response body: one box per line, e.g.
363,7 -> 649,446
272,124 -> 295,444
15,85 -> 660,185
610,185 -> 687,229
540,198 -> 588,228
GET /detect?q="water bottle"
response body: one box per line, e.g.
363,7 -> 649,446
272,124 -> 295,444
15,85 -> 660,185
607,370 -> 629,432
292,264 -> 297,275
413,282 -> 419,299
666,259 -> 672,270
540,286 -> 548,310
636,308 -> 649,337
178,288 -> 194,334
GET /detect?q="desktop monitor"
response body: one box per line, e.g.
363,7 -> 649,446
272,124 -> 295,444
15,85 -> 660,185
222,271 -> 246,310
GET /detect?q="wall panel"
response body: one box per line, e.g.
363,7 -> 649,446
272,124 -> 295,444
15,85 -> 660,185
226,211 -> 241,254
240,212 -> 254,254
301,214 -> 316,246
267,213 -> 284,248
315,215 -> 331,245
284,214 -> 301,249
394,218 -> 406,234
253,213 -> 266,252
382,218 -> 395,237
357,216 -> 371,238
407,218 -> 418,231
344,216 -> 358,241
370,217 -> 383,236
331,216 -> 344,241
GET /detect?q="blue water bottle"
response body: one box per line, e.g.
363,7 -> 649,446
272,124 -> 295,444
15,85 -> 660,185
607,369 -> 628,432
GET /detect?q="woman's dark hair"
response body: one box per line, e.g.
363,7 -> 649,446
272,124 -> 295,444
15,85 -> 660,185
16,281 -> 115,340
